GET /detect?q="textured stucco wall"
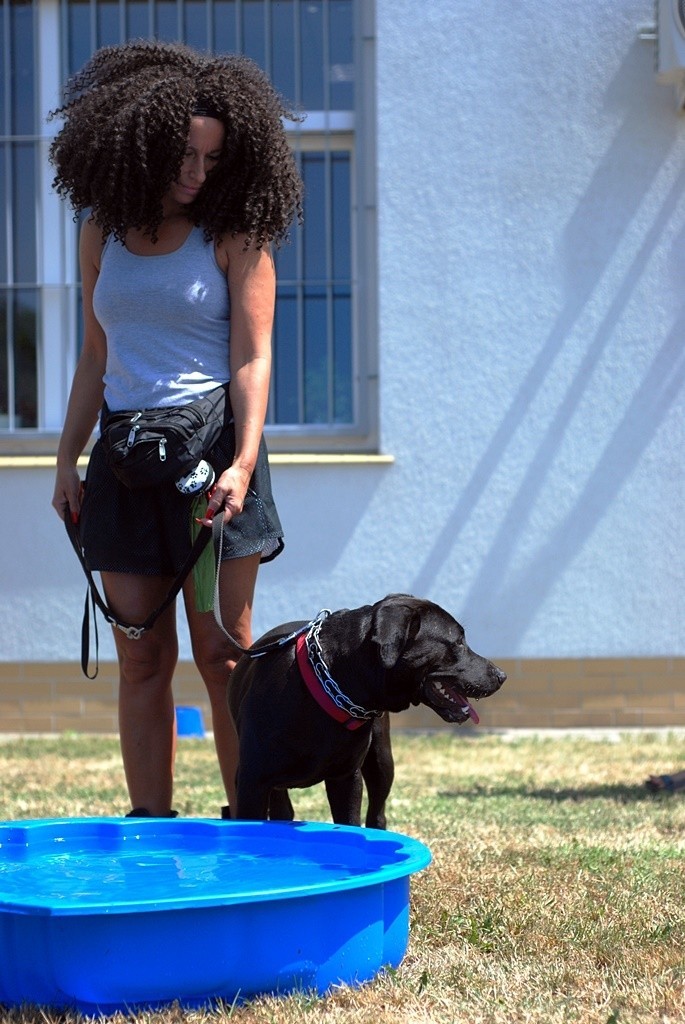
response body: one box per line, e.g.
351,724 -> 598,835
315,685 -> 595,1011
1,0 -> 684,663
370,0 -> 685,657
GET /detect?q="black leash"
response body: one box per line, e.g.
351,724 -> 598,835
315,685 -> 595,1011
64,508 -> 213,677
64,507 -> 320,677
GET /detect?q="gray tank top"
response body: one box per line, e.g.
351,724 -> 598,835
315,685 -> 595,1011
94,226 -> 231,411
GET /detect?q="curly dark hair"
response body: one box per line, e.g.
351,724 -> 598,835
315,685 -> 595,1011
48,40 -> 303,247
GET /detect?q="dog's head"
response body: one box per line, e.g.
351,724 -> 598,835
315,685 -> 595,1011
371,594 -> 506,724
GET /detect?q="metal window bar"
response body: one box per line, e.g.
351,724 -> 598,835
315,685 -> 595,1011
2,3 -> 10,427
1,0 -> 41,430
323,9 -> 335,421
1,3 -> 14,428
291,1 -> 304,424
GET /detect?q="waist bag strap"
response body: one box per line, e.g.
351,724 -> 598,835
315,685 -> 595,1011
64,507 -> 212,678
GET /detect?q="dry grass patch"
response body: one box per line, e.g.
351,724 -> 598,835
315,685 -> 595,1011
0,730 -> 683,1023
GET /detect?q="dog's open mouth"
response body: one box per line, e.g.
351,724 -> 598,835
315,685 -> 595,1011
421,677 -> 480,725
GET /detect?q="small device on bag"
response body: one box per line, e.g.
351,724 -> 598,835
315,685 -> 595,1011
175,459 -> 216,495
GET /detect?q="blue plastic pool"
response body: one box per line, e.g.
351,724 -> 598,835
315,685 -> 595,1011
0,817 -> 431,1013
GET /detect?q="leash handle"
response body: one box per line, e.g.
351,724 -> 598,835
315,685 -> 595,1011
81,586 -> 99,680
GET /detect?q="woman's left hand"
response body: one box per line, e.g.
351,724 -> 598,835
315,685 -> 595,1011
196,464 -> 251,526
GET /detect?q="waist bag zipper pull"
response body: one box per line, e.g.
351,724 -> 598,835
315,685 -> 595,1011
126,412 -> 143,449
159,437 -> 167,462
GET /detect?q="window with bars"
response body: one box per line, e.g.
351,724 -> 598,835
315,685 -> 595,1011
0,0 -> 376,449
0,0 -> 39,429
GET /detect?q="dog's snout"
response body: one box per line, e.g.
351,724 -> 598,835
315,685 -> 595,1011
493,665 -> 507,687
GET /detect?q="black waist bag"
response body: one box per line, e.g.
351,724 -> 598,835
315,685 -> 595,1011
100,383 -> 228,490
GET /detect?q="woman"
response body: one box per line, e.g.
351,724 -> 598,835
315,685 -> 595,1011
49,41 -> 302,818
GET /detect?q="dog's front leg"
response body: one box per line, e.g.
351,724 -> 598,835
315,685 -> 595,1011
268,789 -> 295,820
234,770 -> 273,821
361,714 -> 394,830
325,771 -> 363,826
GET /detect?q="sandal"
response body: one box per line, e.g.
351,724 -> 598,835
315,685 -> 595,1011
125,808 -> 179,817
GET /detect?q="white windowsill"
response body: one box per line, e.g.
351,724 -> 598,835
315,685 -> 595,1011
0,453 -> 395,469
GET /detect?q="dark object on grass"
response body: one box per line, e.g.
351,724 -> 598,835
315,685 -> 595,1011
645,770 -> 685,794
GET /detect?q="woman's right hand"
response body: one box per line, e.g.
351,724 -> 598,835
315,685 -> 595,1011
52,464 -> 83,523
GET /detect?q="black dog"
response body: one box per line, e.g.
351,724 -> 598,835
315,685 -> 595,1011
228,594 -> 506,828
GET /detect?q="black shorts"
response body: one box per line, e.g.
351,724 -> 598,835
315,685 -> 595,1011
79,423 -> 284,576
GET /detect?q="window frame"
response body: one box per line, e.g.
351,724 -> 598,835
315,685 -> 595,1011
0,0 -> 377,455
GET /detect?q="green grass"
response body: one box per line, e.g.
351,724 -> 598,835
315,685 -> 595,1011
0,730 -> 684,1023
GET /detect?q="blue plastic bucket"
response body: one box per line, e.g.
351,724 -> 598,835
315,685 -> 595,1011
175,705 -> 205,738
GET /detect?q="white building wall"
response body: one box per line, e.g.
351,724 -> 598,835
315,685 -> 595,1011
1,0 -> 683,663
371,0 -> 685,659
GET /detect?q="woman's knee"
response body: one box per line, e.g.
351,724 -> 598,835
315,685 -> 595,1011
189,609 -> 251,682
192,636 -> 238,688
116,632 -> 179,688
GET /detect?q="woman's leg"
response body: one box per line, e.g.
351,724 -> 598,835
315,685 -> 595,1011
184,552 -> 261,815
102,572 -> 179,816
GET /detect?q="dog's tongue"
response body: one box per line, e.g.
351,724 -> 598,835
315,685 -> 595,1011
462,698 -> 480,725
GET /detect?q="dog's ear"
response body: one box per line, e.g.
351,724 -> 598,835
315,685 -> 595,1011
371,599 -> 422,669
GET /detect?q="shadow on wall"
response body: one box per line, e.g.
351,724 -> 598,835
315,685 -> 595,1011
412,41 -> 685,645
464,318 -> 685,650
